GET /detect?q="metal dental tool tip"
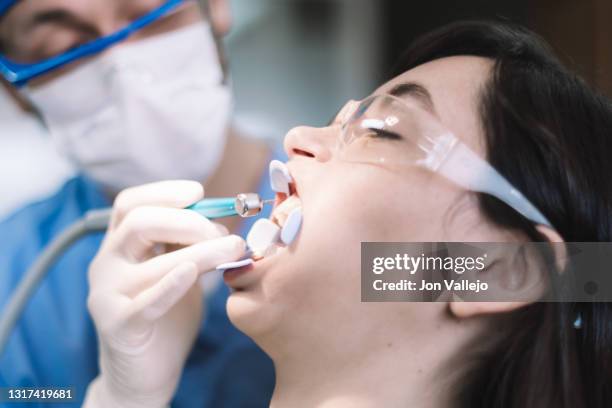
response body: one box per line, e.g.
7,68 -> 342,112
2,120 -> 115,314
235,193 -> 274,218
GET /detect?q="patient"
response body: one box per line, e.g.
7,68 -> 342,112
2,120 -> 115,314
85,21 -> 612,408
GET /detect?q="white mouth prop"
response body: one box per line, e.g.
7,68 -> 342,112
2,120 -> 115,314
216,160 -> 303,271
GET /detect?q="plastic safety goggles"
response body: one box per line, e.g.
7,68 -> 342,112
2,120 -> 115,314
0,0 -> 188,86
337,94 -> 553,227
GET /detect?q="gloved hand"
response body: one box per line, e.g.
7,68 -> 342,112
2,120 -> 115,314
83,181 -> 246,408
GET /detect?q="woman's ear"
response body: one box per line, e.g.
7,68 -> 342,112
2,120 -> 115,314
207,0 -> 232,35
450,225 -> 566,319
535,225 -> 568,272
449,249 -> 546,318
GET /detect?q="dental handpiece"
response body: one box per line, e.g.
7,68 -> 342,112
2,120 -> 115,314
186,193 -> 274,219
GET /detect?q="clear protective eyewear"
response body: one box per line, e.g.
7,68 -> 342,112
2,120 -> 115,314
0,0 -> 190,86
337,94 -> 553,228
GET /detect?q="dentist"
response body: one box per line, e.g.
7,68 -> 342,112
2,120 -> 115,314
0,0 -> 275,406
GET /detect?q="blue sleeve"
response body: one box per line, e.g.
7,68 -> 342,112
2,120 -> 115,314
0,177 -> 106,408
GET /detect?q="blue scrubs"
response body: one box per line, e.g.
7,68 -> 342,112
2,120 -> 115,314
0,170 -> 278,407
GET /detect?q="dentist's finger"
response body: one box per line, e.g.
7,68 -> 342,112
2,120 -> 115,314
139,235 -> 246,284
132,262 -> 199,322
110,180 -> 204,230
111,207 -> 226,260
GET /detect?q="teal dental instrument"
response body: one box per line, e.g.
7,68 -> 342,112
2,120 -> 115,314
187,193 -> 274,219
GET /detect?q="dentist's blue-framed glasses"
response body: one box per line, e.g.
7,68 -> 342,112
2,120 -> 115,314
337,94 -> 554,228
0,0 -> 188,86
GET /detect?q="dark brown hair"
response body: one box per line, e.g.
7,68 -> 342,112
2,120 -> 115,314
393,21 -> 612,408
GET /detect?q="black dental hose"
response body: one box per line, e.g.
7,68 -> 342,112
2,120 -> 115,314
0,208 -> 112,357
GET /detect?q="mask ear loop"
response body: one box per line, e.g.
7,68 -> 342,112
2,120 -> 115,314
199,0 -> 229,85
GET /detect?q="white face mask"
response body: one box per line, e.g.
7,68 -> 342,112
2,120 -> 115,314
24,22 -> 232,193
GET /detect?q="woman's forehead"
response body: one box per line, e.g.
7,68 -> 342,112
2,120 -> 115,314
375,56 -> 494,154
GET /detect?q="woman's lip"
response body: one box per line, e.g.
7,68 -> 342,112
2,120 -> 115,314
223,263 -> 255,287
224,245 -> 289,291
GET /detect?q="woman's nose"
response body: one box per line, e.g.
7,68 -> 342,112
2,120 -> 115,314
283,125 -> 335,162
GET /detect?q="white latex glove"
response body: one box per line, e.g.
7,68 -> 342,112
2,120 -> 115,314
83,181 -> 246,408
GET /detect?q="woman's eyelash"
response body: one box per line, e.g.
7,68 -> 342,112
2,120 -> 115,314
368,128 -> 402,140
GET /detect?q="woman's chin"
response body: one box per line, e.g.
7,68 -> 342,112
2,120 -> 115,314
226,289 -> 281,342
224,252 -> 285,339
224,228 -> 304,343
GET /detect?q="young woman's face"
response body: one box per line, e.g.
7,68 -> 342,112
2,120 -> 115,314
227,56 -> 510,354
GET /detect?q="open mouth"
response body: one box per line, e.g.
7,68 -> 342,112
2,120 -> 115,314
243,160 -> 303,259
270,180 -> 300,228
267,160 -> 303,247
219,161 -> 303,286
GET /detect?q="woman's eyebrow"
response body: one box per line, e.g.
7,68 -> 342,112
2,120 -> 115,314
388,81 -> 437,115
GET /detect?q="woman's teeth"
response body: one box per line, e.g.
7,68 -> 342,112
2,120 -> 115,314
272,195 -> 302,226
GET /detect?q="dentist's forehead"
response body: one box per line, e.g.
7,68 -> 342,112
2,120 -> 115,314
375,55 -> 493,155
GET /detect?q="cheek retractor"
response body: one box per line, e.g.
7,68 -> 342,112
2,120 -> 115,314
215,256 -> 254,271
215,161 -> 303,272
267,160 -> 303,247
215,218 -> 284,271
269,160 -> 292,194
247,219 -> 281,256
280,207 -> 302,245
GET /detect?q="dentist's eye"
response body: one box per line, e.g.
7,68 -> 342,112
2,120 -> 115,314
37,36 -> 93,61
61,40 -> 88,54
